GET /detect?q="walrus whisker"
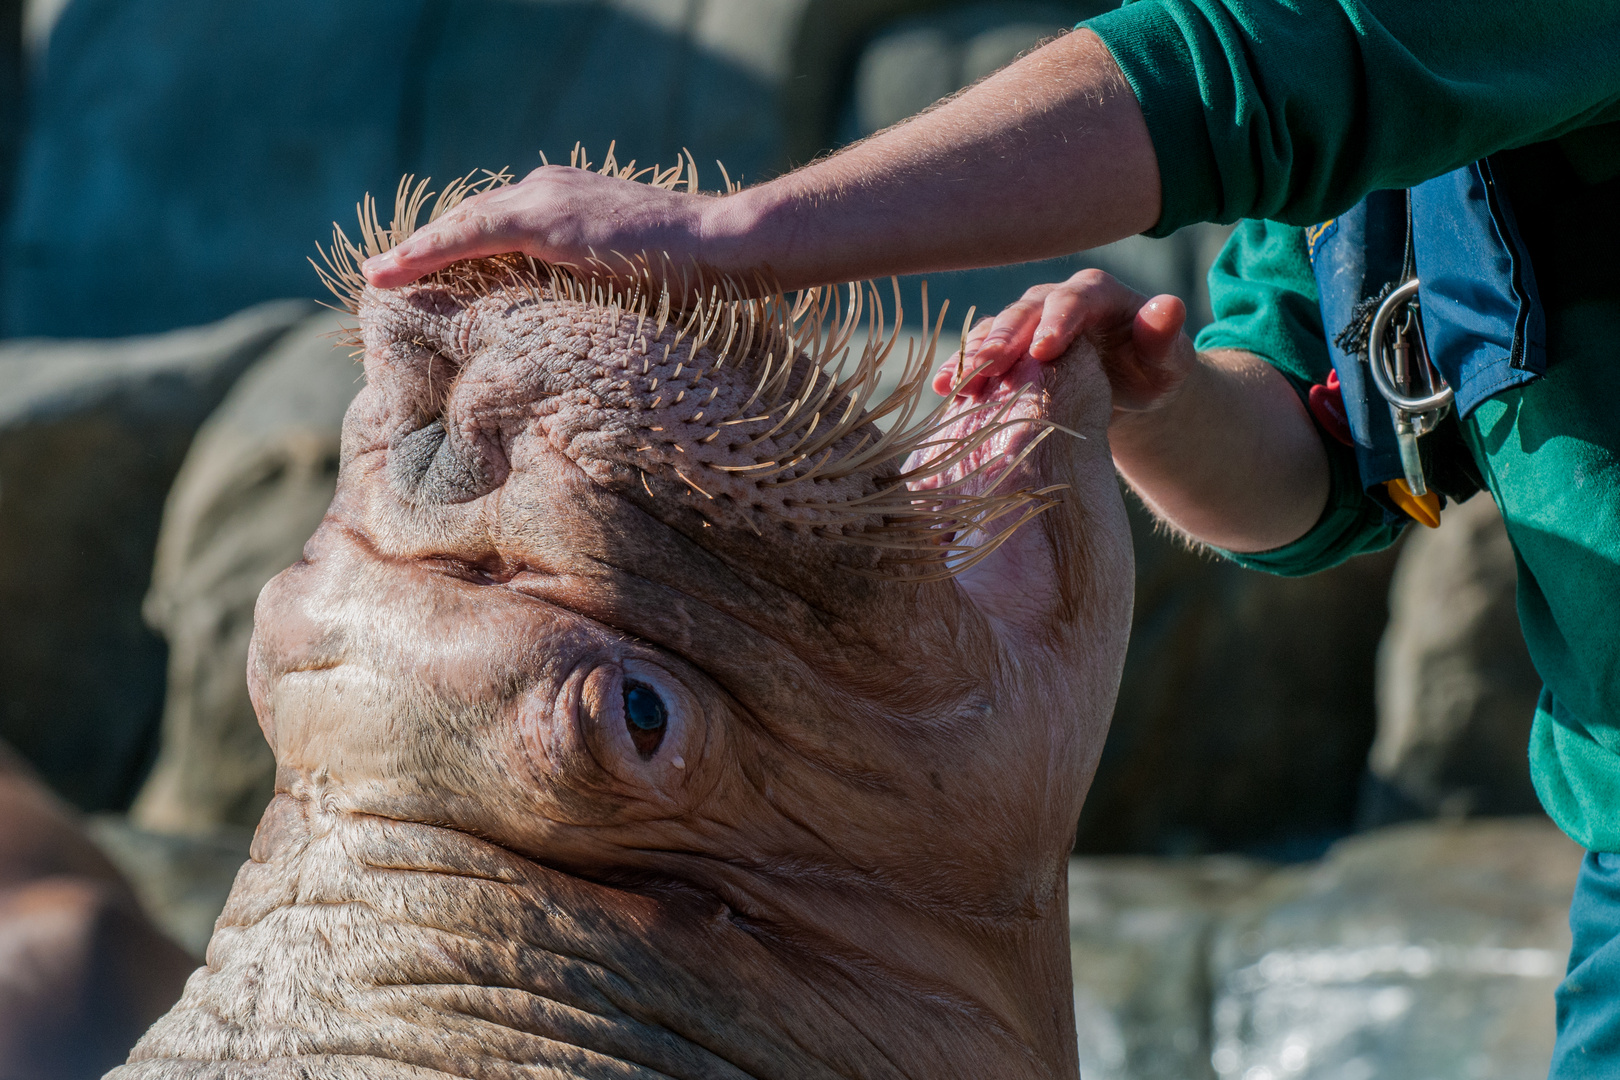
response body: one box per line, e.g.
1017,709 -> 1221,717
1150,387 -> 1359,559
322,150 -> 1080,580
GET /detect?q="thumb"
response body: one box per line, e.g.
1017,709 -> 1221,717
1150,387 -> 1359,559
1132,295 -> 1186,359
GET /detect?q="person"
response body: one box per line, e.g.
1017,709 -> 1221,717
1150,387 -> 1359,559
361,2 -> 1620,1068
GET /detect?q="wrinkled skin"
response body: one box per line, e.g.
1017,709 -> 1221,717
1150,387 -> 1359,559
113,261 -> 1133,1079
0,744 -> 193,1080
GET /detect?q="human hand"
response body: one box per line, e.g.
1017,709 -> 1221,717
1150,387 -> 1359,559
361,165 -> 739,291
932,269 -> 1196,421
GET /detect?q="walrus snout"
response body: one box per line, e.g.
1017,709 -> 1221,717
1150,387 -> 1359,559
248,519 -> 714,847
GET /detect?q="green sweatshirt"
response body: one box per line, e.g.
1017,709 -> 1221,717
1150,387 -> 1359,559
1086,2 -> 1620,850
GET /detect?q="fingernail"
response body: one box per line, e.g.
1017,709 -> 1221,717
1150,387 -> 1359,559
362,252 -> 395,275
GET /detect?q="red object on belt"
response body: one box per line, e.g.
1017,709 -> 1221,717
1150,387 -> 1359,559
1308,369 -> 1354,446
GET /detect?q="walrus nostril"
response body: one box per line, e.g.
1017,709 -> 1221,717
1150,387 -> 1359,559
624,683 -> 668,758
391,418 -> 447,482
388,418 -> 504,505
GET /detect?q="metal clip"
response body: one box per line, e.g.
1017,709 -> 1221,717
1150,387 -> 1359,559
1367,279 -> 1452,497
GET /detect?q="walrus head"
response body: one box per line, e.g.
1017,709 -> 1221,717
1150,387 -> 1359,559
113,160 -> 1134,1079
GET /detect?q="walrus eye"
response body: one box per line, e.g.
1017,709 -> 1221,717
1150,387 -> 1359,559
624,683 -> 668,758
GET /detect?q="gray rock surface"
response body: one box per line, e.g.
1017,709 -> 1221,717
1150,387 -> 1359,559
130,312 -> 361,833
1363,494 -> 1543,825
6,0 -> 787,339
85,815 -> 252,958
7,0 -> 1224,340
1207,819 -> 1578,1080
0,300 -> 314,810
840,2 -> 1093,141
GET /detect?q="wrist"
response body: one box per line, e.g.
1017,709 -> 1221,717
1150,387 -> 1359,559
698,184 -> 789,285
1107,348 -> 1207,451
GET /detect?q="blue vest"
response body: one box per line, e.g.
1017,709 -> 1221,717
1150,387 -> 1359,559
1306,159 -> 1548,508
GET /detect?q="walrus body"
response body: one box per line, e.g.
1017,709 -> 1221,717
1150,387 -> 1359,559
113,171 -> 1134,1078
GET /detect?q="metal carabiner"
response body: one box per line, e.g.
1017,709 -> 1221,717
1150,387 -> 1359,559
1367,279 -> 1452,497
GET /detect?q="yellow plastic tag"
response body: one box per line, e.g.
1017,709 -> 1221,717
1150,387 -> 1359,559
1385,479 -> 1441,529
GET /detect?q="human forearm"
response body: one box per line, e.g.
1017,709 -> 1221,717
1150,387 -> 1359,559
1111,348 -> 1328,553
713,29 -> 1159,289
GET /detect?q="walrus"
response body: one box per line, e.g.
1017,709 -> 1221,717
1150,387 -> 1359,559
111,156 -> 1134,1079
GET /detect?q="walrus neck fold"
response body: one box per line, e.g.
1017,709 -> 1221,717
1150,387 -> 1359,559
117,793 -> 1070,1080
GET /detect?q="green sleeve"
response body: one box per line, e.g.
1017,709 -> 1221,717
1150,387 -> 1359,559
1192,220 -> 1404,576
1192,218 -> 1329,385
1084,0 -> 1620,235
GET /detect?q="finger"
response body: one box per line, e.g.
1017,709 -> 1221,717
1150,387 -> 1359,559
1026,287 -> 1094,363
362,194 -> 527,287
935,317 -> 996,396
968,289 -> 1053,381
934,356 -> 970,397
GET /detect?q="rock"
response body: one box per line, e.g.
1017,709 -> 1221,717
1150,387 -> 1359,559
1069,856 -> 1268,1080
131,311 -> 360,833
1076,498 -> 1403,857
1065,820 -> 1578,1077
1362,494 -> 1543,826
23,0 -> 70,55
5,0 -> 784,338
1208,818 -> 1579,1079
0,300 -> 315,810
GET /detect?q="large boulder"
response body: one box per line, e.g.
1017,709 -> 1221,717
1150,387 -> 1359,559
1063,819 -> 1580,1079
0,300 -> 314,810
9,0 -> 1225,341
130,312 -> 360,833
1362,493 -> 1543,825
85,814 -> 253,958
